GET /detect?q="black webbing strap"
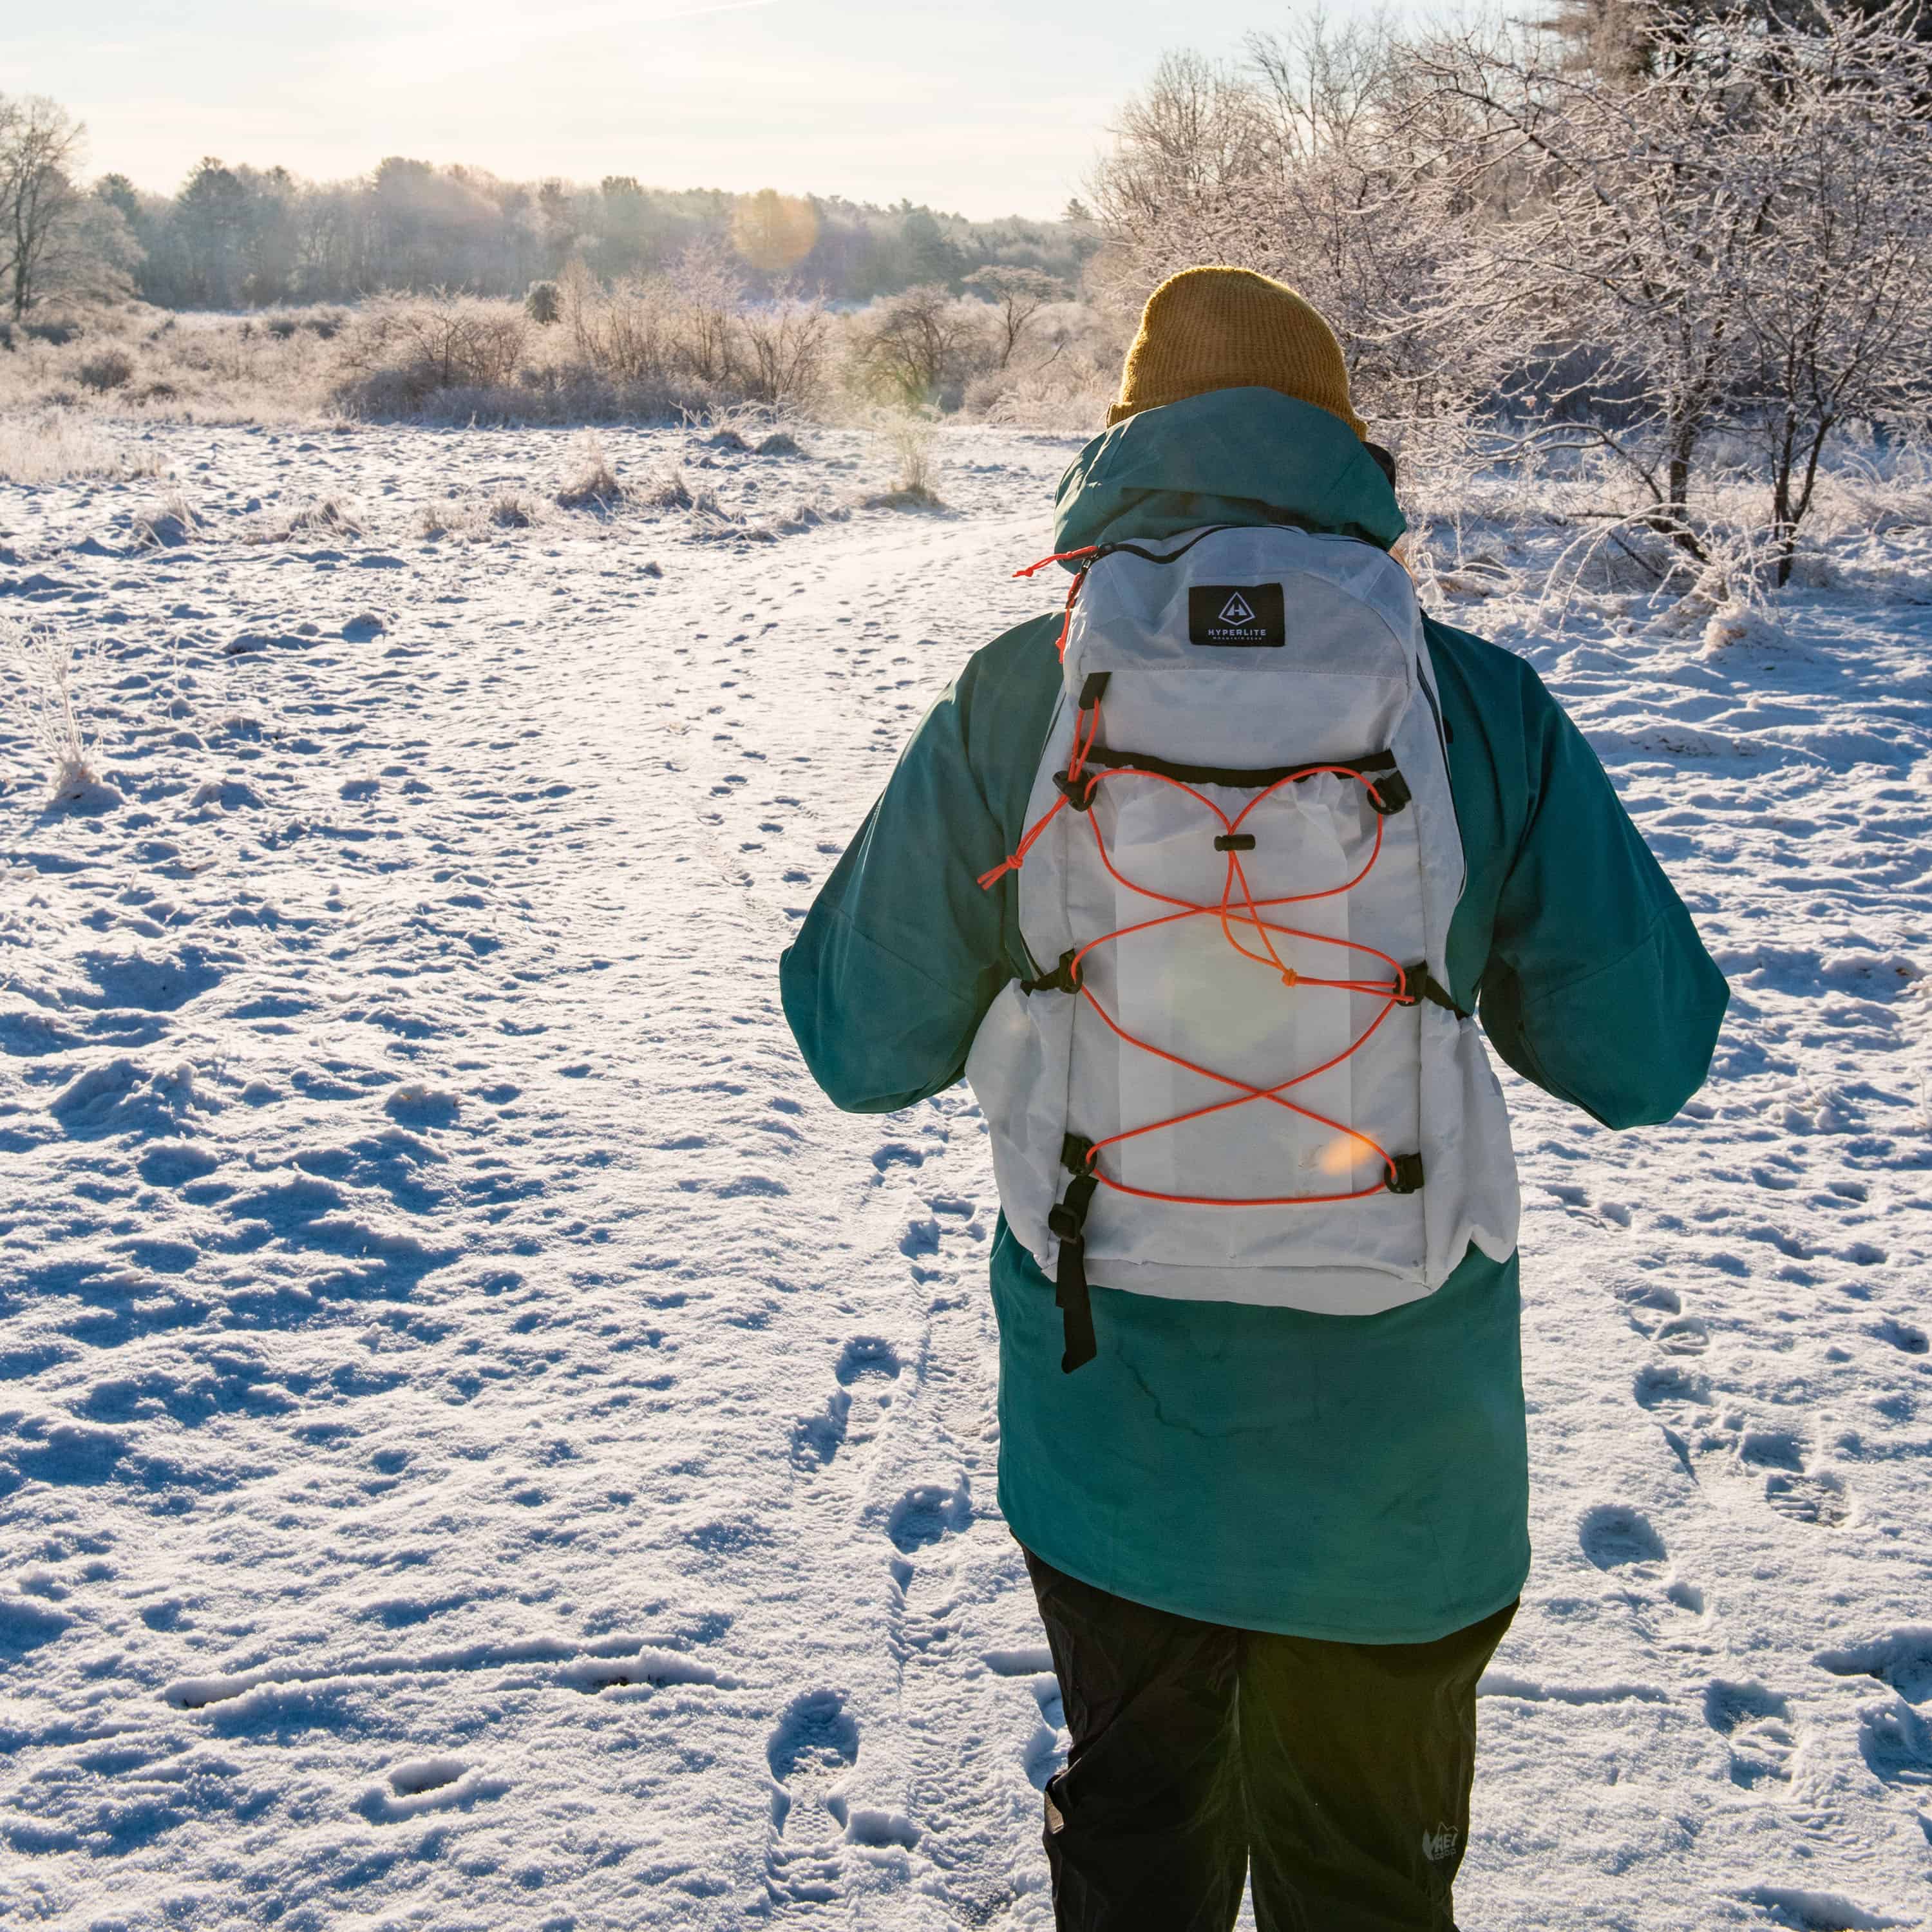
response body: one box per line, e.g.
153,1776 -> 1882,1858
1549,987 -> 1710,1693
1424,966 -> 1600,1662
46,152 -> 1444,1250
1396,963 -> 1469,1020
1050,1134 -> 1100,1372
1078,743 -> 1406,808
1021,948 -> 1083,996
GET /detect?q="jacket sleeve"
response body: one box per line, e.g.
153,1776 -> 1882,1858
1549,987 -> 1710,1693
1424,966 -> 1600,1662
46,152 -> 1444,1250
779,676 -> 1024,1115
1477,668 -> 1728,1129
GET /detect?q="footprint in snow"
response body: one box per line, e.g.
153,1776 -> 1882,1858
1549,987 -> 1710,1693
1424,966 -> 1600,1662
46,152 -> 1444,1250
355,1755 -> 506,1822
1871,1316 -> 1927,1355
887,1479 -> 971,1555
885,1479 -> 972,1669
1616,1279 -> 1682,1323
1735,1426 -> 1856,1521
790,1338 -> 900,1473
1579,1503 -> 1667,1571
1654,1314 -> 1711,1356
1634,1362 -> 1712,1414
765,1690 -> 859,1904
1012,1671 -> 1070,1793
1703,1681 -> 1800,1790
1816,1630 -> 1932,1705
837,1336 -> 900,1387
1855,1700 -> 1932,1790
1735,1882 -> 1915,1931
1765,1469 -> 1854,1529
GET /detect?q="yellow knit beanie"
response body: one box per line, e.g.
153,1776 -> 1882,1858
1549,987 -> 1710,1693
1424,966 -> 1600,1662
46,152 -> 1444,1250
1109,266 -> 1367,438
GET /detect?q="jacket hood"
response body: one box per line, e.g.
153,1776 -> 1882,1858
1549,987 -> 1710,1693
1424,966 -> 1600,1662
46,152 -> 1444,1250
1053,387 -> 1405,563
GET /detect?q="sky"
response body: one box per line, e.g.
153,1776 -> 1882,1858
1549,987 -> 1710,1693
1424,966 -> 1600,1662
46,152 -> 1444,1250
1,1 -> 1383,221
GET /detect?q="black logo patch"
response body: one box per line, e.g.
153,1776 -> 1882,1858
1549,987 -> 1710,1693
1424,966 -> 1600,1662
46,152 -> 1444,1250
1188,583 -> 1285,647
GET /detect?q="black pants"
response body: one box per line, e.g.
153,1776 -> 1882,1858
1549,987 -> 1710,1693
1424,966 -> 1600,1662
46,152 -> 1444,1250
1025,1551 -> 1516,1932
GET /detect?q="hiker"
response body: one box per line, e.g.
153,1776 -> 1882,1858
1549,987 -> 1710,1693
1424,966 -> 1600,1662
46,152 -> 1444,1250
781,267 -> 1727,1932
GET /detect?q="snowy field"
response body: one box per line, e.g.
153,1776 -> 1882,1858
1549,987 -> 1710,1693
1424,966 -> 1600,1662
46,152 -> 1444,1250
2,419 -> 1930,1932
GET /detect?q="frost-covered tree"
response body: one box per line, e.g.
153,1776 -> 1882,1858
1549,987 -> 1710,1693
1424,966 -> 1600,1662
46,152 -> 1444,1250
0,93 -> 104,317
1406,0 -> 1932,554
1089,25 -> 1497,426
964,265 -> 1058,368
1721,3 -> 1932,574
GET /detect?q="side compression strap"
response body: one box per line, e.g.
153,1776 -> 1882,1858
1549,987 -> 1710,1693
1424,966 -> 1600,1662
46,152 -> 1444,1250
1049,1135 -> 1100,1373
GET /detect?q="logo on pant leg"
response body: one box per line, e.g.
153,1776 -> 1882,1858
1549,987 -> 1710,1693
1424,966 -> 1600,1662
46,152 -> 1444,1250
1422,1823 -> 1459,1863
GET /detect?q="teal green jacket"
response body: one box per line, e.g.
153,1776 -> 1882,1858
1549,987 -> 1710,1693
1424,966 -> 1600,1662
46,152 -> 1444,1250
781,390 -> 1728,1642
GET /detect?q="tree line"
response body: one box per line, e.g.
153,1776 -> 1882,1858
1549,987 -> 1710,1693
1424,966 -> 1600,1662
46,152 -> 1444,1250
0,97 -> 1095,319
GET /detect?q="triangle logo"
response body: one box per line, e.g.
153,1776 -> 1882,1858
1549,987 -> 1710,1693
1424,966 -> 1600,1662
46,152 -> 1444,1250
1218,592 -> 1256,625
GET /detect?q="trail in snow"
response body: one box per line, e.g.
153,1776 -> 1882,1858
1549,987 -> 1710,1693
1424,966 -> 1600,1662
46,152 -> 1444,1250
0,422 -> 1929,1931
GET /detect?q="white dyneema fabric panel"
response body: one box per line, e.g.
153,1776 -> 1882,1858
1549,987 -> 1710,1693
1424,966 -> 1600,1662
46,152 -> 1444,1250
967,524 -> 1520,1314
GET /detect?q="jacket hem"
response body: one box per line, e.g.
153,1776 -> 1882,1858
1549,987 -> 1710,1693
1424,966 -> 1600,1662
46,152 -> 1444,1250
1002,1486 -> 1529,1645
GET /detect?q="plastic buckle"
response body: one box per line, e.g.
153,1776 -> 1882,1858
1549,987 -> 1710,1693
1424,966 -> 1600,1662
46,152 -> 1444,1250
1386,1153 -> 1425,1195
1367,771 -> 1412,817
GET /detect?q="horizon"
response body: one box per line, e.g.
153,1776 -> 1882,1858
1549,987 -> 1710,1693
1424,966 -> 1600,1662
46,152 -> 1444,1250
0,1 -> 1387,223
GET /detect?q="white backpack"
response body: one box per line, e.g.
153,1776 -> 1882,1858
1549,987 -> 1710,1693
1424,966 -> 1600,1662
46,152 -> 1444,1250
965,525 -> 1520,1369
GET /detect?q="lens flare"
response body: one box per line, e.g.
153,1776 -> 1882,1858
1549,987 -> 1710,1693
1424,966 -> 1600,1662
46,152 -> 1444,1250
1318,1133 -> 1376,1176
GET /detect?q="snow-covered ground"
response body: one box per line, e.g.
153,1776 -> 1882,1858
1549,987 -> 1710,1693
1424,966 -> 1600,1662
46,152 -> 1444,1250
1,421 -> 1929,1932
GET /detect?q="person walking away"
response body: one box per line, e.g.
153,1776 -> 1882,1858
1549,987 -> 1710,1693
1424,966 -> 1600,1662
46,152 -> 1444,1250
781,267 -> 1728,1931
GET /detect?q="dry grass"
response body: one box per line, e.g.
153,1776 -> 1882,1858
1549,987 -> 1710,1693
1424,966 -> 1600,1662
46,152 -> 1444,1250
0,289 -> 1101,433
488,491 -> 543,529
554,431 -> 624,509
1,616 -> 104,806
131,489 -> 204,549
0,307 -> 348,426
244,496 -> 366,544
0,412 -> 168,485
860,411 -> 945,511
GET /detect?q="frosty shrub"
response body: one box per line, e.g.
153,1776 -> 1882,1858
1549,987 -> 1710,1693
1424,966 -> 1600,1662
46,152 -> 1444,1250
525,279 -> 562,325
669,238 -> 744,387
638,466 -> 701,512
1093,21 -> 1484,427
963,300 -> 1123,431
849,287 -> 992,410
75,348 -> 135,391
334,294 -> 529,414
245,497 -> 366,544
737,290 -> 831,410
1093,0 -> 1932,583
963,266 -> 1059,370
